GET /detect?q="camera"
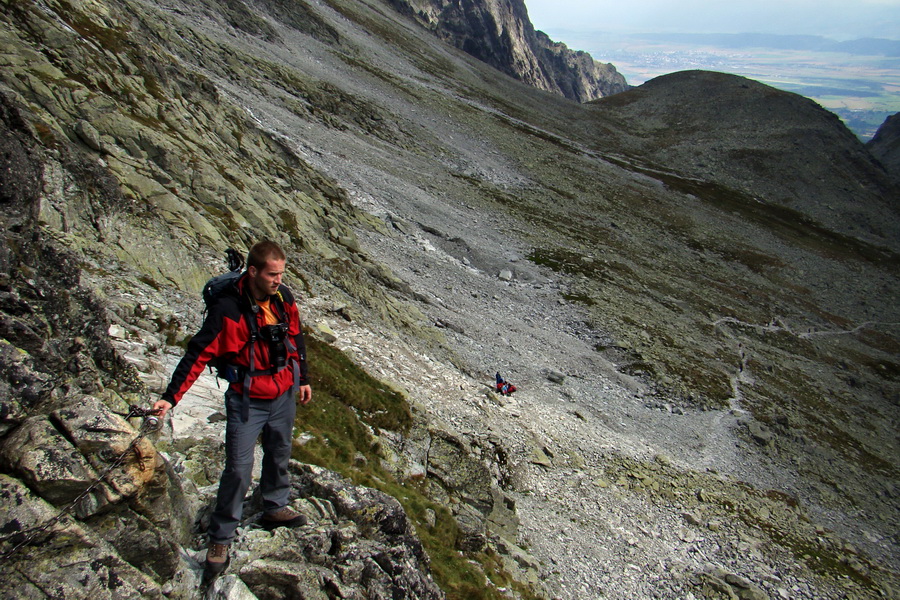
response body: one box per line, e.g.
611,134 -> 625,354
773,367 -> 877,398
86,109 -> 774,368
260,323 -> 289,343
261,323 -> 289,369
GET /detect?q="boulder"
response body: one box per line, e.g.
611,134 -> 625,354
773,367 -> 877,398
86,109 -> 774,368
426,430 -> 493,513
88,506 -> 182,581
74,119 -> 104,153
51,396 -> 167,501
232,464 -> 447,600
546,369 -> 566,384
298,463 -> 419,541
453,502 -> 487,551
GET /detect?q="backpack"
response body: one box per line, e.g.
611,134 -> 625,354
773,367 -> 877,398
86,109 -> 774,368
201,248 -> 245,382
202,248 -> 245,316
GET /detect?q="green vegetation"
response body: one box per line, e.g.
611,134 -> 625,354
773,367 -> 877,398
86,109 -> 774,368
295,335 -> 536,600
746,505 -> 880,589
295,334 -> 411,465
528,247 -> 612,282
599,453 -> 886,595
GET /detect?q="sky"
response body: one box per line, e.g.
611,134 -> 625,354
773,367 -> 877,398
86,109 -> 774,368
523,0 -> 900,40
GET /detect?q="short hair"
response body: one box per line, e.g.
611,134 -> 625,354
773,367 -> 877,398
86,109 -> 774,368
247,240 -> 286,270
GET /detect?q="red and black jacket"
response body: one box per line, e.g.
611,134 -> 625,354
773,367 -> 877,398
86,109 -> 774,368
162,274 -> 308,406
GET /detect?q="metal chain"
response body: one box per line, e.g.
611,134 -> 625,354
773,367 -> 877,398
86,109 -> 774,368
0,406 -> 162,560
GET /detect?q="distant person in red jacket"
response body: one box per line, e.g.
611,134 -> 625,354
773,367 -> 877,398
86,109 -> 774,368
496,372 -> 516,396
153,240 -> 312,577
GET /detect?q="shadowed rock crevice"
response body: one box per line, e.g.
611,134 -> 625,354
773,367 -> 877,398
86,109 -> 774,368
867,112 -> 900,185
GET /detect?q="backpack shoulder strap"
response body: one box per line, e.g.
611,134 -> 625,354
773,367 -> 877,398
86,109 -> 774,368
272,290 -> 287,323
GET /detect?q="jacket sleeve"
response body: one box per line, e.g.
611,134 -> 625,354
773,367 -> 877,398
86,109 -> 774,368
162,306 -> 228,405
295,326 -> 309,385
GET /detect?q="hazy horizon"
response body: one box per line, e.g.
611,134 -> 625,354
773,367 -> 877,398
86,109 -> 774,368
524,0 -> 900,41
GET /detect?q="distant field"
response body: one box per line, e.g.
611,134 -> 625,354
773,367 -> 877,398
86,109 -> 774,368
547,30 -> 900,141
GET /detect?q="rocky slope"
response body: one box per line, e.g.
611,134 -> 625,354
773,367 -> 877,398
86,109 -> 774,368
387,0 -> 629,101
0,0 -> 897,599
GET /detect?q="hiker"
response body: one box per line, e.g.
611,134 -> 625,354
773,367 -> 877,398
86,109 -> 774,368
495,372 -> 516,396
152,240 -> 312,577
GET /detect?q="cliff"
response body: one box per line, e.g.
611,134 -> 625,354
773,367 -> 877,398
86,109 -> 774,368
0,0 -> 897,599
387,0 -> 628,101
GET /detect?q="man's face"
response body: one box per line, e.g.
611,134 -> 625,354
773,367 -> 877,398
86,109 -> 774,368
248,258 -> 285,299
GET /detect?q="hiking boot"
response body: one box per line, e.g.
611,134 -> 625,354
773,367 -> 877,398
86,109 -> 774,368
261,506 -> 307,530
204,542 -> 230,577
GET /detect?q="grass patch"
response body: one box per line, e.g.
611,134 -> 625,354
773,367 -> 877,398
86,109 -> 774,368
528,247 -> 613,282
301,334 -> 411,434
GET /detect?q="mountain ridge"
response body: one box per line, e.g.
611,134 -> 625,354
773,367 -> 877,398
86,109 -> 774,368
629,32 -> 900,56
590,70 -> 900,249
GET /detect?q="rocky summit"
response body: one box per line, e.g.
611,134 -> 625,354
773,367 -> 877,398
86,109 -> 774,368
386,0 -> 629,102
0,1 -> 898,600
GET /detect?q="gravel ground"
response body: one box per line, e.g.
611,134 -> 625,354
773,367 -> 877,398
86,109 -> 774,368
292,190 -> 892,599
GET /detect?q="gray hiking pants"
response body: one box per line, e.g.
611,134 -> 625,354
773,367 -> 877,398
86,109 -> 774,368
207,387 -> 296,544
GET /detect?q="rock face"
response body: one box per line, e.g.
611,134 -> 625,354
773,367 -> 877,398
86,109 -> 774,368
387,0 -> 628,102
867,112 -> 900,185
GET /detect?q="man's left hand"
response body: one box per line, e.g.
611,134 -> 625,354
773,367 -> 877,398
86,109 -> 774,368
153,399 -> 173,418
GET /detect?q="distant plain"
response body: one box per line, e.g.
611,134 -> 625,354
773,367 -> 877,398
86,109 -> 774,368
546,30 -> 900,141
